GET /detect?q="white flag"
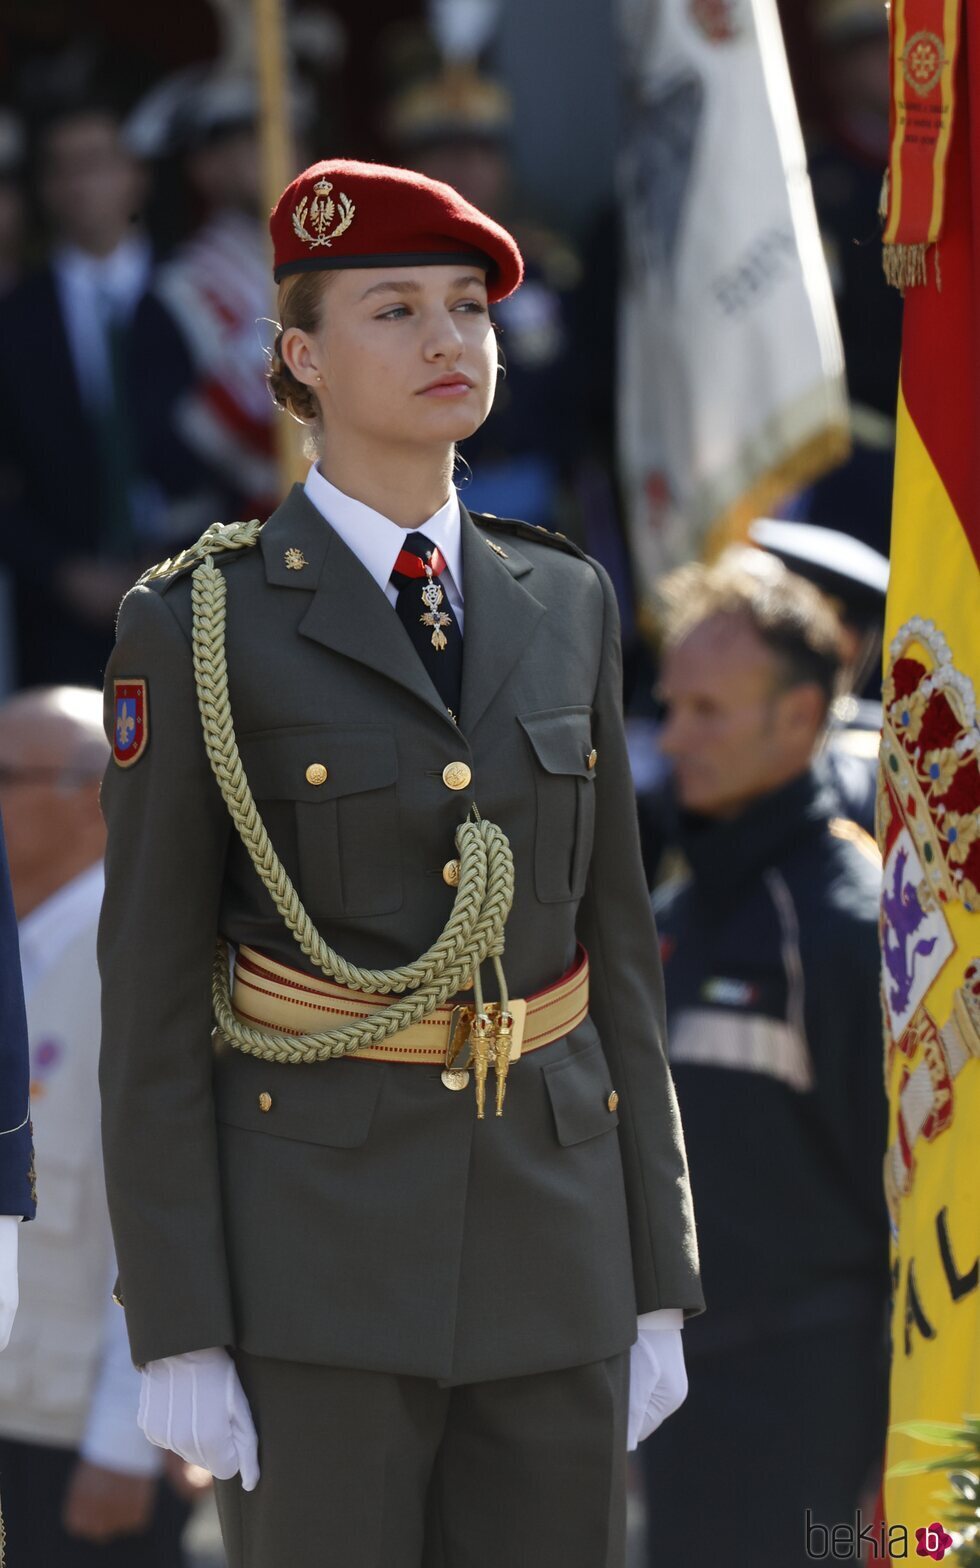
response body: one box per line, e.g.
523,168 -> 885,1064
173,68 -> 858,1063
618,0 -> 849,599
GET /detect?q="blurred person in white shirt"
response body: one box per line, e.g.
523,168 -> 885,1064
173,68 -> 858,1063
0,686 -> 193,1564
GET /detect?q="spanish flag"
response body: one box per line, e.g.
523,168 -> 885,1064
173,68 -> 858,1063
879,0 -> 980,1547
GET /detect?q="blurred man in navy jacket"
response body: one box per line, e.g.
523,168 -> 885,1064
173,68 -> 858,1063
0,97 -> 211,688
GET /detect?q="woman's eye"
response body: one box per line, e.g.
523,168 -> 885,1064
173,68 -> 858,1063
377,305 -> 410,320
453,299 -> 487,314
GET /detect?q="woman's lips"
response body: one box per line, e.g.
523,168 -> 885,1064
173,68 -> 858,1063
418,378 -> 474,397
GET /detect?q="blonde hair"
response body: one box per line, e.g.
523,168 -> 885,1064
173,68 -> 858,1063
267,272 -> 335,438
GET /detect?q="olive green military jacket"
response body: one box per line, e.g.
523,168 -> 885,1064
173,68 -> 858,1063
98,486 -> 703,1379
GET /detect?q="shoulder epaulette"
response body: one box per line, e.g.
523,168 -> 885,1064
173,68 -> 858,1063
139,519 -> 264,588
470,512 -> 591,564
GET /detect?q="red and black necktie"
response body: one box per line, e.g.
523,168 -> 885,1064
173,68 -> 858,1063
390,532 -> 462,719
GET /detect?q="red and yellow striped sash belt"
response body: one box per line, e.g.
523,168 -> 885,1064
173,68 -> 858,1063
231,943 -> 590,1065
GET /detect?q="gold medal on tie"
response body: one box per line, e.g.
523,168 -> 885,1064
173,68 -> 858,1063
420,564 -> 453,652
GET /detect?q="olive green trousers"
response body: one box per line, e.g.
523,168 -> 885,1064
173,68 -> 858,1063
214,1348 -> 629,1568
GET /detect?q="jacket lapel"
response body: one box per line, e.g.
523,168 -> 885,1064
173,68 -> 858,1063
259,489 -> 547,734
458,506 -> 546,733
260,486 -> 453,725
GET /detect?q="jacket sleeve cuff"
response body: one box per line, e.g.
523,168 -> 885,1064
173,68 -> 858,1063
638,1307 -> 684,1332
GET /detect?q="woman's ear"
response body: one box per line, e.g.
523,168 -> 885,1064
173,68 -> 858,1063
281,327 -> 322,389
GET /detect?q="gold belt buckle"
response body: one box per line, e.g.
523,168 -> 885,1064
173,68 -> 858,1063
446,1003 -> 475,1070
445,1000 -> 526,1068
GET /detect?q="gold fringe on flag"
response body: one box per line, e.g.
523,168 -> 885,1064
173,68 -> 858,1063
882,243 -> 928,291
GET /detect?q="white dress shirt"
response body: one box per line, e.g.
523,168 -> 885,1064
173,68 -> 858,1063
10,864 -> 160,1475
303,463 -> 465,633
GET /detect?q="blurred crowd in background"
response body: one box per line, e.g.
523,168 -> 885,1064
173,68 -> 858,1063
0,0 -> 899,706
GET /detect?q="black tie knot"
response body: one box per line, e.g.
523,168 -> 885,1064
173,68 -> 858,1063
391,531 -> 439,590
403,531 -> 435,559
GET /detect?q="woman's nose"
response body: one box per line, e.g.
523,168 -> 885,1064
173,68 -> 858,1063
424,311 -> 464,360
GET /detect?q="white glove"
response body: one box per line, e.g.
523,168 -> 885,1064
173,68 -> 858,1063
0,1216 -> 19,1351
627,1312 -> 688,1450
137,1347 -> 259,1490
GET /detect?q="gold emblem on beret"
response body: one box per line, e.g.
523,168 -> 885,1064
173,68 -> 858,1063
284,548 -> 309,570
292,179 -> 356,249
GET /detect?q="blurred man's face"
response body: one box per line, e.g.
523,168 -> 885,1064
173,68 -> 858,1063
39,112 -> 144,255
658,613 -> 821,818
0,743 -> 104,916
187,127 -> 262,214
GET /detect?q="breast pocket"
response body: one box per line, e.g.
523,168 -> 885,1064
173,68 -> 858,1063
236,725 -> 401,919
518,706 -> 596,903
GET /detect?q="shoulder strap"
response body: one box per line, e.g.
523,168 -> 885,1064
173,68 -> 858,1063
138,519 -> 264,587
469,512 -> 591,564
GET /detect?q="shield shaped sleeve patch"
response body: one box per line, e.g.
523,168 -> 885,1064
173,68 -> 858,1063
113,680 -> 148,767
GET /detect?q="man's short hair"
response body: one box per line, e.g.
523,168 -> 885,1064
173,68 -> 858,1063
658,550 -> 845,709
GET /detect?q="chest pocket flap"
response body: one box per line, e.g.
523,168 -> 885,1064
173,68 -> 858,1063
235,725 -> 401,919
518,707 -> 596,902
519,708 -> 595,778
236,726 -> 397,801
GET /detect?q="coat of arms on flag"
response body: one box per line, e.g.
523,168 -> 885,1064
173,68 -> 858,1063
113,680 -> 148,768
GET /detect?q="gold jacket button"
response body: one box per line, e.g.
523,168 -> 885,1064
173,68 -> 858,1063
442,858 -> 461,887
442,761 -> 472,791
607,1090 -> 619,1113
587,749 -> 598,770
306,763 -> 328,786
258,1092 -> 273,1113
442,1069 -> 470,1091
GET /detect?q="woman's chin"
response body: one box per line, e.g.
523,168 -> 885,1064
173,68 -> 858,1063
410,407 -> 487,445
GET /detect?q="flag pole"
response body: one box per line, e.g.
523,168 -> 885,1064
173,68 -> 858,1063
253,0 -> 306,490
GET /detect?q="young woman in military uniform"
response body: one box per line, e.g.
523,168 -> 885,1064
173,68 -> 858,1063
98,159 -> 703,1568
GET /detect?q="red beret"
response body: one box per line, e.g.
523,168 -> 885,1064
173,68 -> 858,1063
269,158 -> 523,303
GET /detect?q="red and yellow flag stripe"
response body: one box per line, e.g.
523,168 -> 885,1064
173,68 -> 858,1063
880,0 -> 980,1549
